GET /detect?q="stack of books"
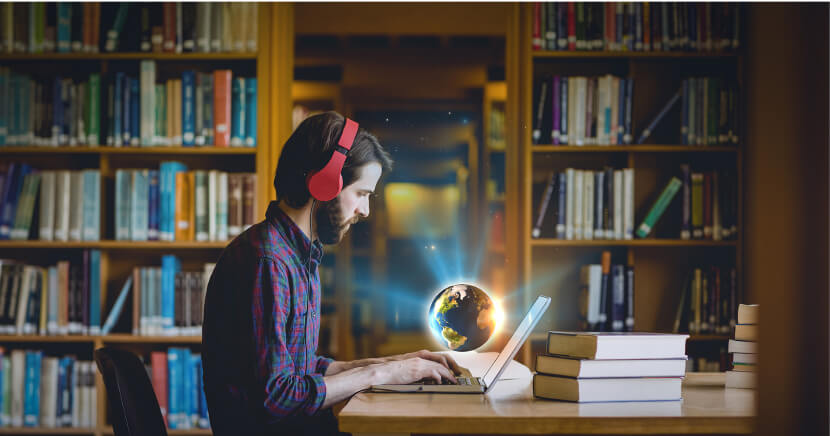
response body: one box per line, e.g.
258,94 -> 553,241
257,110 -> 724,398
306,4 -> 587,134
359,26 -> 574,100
533,331 -> 689,402
726,304 -> 758,389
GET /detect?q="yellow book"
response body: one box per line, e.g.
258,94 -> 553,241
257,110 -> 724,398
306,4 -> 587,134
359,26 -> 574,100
175,171 -> 194,241
734,324 -> 758,342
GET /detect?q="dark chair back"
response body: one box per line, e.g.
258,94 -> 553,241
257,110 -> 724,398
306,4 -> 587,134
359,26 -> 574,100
94,347 -> 168,436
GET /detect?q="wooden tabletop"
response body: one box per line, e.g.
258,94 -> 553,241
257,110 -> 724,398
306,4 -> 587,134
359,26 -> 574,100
337,353 -> 755,435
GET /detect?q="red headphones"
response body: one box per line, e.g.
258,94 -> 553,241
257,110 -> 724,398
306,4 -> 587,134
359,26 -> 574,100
306,118 -> 359,202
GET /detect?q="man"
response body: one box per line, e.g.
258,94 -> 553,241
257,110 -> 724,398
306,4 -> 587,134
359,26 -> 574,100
202,112 -> 461,436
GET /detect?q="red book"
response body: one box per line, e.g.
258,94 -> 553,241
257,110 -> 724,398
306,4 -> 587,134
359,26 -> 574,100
163,3 -> 176,52
606,3 -> 615,50
567,3 -> 576,51
643,3 -> 650,51
532,3 -> 541,50
213,70 -> 232,147
151,352 -> 169,427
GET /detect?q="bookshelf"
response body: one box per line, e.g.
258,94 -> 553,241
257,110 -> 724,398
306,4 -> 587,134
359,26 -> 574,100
0,3 -> 293,435
508,4 -> 744,369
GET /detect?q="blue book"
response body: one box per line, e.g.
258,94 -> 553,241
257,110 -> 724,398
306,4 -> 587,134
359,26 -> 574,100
56,357 -> 66,425
167,348 -> 180,429
160,162 -> 187,241
65,358 -> 74,426
122,76 -> 131,146
130,78 -> 140,146
148,170 -> 160,240
182,71 -> 196,146
57,4 -> 71,52
0,163 -> 31,240
559,77 -> 568,144
82,170 -> 100,241
182,348 -> 193,428
114,73 -> 124,147
617,78 -> 626,144
101,276 -> 132,335
89,249 -> 101,334
202,74 -> 214,146
23,351 -> 42,427
244,78 -> 257,147
611,264 -> 626,331
190,354 -> 200,427
636,90 -> 680,144
161,255 -> 181,333
0,68 -> 8,146
230,77 -> 245,147
131,170 -> 149,241
197,356 -> 209,428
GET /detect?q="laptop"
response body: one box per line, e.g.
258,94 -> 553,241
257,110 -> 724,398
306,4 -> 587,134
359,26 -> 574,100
370,295 -> 551,394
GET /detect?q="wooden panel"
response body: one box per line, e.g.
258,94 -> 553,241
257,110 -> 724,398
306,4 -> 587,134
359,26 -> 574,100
295,3 -> 509,36
745,4 -> 829,436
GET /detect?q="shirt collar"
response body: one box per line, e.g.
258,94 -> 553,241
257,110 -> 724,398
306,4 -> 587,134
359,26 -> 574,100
266,201 -> 324,265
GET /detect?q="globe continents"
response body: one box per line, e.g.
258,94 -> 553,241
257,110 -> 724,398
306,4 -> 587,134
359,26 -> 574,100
428,284 -> 497,352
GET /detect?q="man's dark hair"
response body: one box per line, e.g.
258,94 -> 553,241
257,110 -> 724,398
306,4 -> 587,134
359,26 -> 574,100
274,111 -> 393,208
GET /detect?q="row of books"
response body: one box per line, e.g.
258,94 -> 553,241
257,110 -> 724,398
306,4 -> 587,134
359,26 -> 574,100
0,66 -> 257,148
0,252 -> 102,336
532,75 -> 634,146
679,166 -> 738,240
578,252 -> 634,332
531,3 -> 741,52
115,167 -> 257,242
0,350 -> 96,428
0,3 -> 258,54
148,348 -> 210,429
672,266 -> 739,335
534,332 -> 688,402
680,78 -> 740,146
532,167 -> 635,240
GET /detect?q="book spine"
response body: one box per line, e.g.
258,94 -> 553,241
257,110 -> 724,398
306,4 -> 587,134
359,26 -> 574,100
636,90 -> 680,144
245,78 -> 257,147
594,171 -> 604,239
130,77 -> 139,146
140,61 -> 156,146
703,171 -> 712,239
217,172 -> 228,241
583,170 -> 594,240
624,265 -> 635,331
635,177 -> 682,238
194,170 -> 208,241
202,74 -> 214,146
81,170 -> 100,241
182,71 -> 195,146
554,172 -> 566,239
130,170 -> 148,241
611,264 -> 625,331
148,170 -> 160,241
680,164 -> 691,239
207,171 -> 217,241
559,76 -> 568,144
531,77 -> 547,144
532,172 -> 556,238
228,174 -> 242,237
598,250 -> 611,330
613,170 -> 623,240
623,168 -> 634,239
213,70 -> 231,147
565,168 -> 574,240
230,77 -> 245,147
151,351 -> 168,427
194,74 -> 204,146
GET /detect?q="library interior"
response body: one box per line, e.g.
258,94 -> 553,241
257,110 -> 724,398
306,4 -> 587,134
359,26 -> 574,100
0,2 -> 827,436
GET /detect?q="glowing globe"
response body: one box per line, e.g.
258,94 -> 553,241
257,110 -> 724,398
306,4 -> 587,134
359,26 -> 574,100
428,284 -> 498,351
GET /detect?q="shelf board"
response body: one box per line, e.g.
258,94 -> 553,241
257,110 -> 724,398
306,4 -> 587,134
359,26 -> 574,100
0,335 -> 97,343
0,428 -> 94,434
530,239 -> 738,247
0,146 -> 257,155
532,145 -> 738,153
102,428 -> 212,435
688,334 -> 731,341
0,52 -> 257,61
0,241 -> 229,249
532,50 -> 739,59
0,334 -> 202,344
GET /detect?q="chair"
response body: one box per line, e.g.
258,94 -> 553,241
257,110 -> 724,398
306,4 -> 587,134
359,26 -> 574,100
94,347 -> 168,436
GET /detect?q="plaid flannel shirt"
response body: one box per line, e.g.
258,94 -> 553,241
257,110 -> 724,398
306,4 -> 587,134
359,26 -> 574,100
203,201 -> 333,435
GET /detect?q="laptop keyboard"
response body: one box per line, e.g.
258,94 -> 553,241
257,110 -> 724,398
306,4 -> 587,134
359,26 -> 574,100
456,377 -> 480,385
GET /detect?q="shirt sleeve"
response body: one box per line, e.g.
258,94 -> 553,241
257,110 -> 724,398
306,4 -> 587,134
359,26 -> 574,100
253,257 -> 327,419
314,355 -> 335,375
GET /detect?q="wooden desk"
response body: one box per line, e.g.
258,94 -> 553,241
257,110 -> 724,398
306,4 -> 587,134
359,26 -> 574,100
338,353 -> 755,435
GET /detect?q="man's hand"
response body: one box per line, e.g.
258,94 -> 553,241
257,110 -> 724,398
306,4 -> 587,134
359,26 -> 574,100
368,357 -> 458,385
382,349 -> 464,376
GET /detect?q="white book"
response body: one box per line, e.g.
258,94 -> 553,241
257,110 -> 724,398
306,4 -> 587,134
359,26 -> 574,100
10,350 -> 24,427
140,60 -> 156,146
546,331 -> 689,360
623,168 -> 634,239
131,170 -> 149,242
217,172 -> 229,241
725,370 -> 756,389
208,171 -> 218,241
613,170 -> 623,240
39,171 -> 56,240
737,304 -> 759,325
15,267 -> 32,334
196,3 -> 212,53
534,374 -> 682,402
583,171 -> 594,240
40,357 -> 59,428
82,362 -> 92,428
68,171 -> 84,241
573,170 -> 583,240
247,3 -> 258,52
53,171 -> 71,241
732,352 -> 757,365
565,168 -> 575,240
536,354 -> 687,378
580,264 -> 602,326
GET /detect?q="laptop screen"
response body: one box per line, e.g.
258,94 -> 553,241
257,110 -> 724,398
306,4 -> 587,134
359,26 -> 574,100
481,295 -> 551,389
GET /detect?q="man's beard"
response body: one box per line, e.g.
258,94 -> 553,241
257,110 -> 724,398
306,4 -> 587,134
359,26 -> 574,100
315,197 -> 357,245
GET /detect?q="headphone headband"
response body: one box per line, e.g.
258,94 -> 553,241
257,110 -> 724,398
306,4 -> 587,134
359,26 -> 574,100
306,117 -> 360,202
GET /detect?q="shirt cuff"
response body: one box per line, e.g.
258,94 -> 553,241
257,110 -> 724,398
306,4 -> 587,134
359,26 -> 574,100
305,373 -> 327,416
315,356 -> 335,375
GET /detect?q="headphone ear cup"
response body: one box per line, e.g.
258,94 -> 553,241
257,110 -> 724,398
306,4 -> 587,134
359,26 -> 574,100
307,151 -> 347,202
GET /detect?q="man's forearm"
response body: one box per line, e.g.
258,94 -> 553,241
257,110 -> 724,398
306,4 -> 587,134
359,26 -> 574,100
321,365 -> 378,408
325,358 -> 384,376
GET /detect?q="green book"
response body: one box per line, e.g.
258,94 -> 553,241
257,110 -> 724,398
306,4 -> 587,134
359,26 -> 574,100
636,177 -> 682,238
87,74 -> 100,145
155,84 -> 166,145
691,173 -> 704,238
